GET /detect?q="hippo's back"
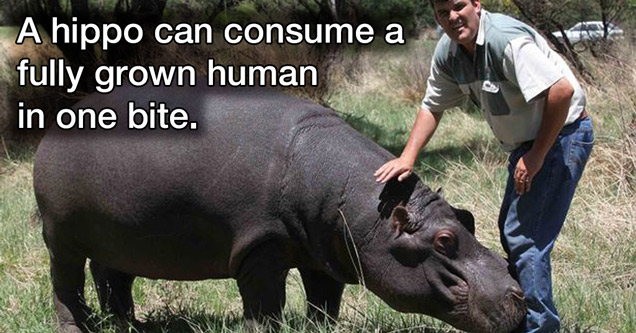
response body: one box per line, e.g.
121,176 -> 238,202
34,85 -> 344,279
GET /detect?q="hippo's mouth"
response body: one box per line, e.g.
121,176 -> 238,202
427,263 -> 526,333
431,288 -> 525,333
424,257 -> 526,333
480,290 -> 526,333
449,289 -> 526,333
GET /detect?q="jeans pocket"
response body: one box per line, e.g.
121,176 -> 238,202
567,131 -> 594,182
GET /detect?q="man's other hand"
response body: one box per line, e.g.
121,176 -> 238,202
514,151 -> 545,195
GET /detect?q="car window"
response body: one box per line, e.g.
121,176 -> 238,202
569,22 -> 621,33
580,23 -> 600,32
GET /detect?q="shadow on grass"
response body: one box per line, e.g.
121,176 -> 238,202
134,308 -> 243,332
95,307 -> 462,333
0,137 -> 38,164
131,307 -> 600,333
339,110 -> 410,157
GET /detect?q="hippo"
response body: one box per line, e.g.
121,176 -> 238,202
33,84 -> 526,333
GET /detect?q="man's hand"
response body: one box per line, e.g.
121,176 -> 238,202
375,157 -> 415,183
514,151 -> 545,195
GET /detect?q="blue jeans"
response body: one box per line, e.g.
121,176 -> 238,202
498,117 -> 594,333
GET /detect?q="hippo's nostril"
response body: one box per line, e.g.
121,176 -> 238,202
508,286 -> 525,300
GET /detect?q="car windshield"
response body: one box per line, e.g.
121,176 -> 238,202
580,23 -> 598,31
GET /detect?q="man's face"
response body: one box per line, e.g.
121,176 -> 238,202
434,0 -> 481,50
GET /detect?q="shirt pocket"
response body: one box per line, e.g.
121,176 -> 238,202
482,81 -> 511,116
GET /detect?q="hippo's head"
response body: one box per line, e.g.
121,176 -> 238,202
360,178 -> 526,333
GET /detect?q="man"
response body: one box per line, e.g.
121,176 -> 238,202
374,1 -> 594,332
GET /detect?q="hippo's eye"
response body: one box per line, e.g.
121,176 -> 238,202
434,231 -> 457,257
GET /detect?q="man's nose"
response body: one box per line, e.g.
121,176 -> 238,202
449,10 -> 460,22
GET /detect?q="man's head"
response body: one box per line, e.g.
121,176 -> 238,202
430,0 -> 481,51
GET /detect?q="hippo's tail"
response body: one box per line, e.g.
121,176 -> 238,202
30,204 -> 42,227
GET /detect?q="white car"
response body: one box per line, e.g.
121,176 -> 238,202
552,21 -> 624,44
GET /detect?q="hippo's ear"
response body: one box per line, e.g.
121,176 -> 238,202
451,206 -> 475,235
392,206 -> 416,235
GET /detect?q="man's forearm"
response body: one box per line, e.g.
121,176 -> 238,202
400,107 -> 443,163
529,77 -> 574,159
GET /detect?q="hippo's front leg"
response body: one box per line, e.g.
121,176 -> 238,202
299,268 -> 345,322
236,241 -> 290,330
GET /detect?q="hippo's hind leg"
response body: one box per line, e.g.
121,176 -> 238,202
49,252 -> 93,333
89,261 -> 136,327
299,268 -> 345,323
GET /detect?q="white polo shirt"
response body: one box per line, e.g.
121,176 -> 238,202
421,11 -> 586,151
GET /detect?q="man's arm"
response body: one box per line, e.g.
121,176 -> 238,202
374,107 -> 443,183
514,77 -> 574,194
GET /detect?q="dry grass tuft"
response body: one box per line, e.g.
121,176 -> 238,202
391,47 -> 434,104
327,41 -> 434,106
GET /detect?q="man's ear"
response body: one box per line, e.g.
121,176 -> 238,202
433,11 -> 441,26
430,1 -> 441,25
451,206 -> 475,235
391,206 -> 410,235
473,0 -> 482,14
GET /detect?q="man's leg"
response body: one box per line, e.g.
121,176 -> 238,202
499,118 -> 594,332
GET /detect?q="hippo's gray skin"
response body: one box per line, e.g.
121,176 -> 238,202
34,85 -> 525,333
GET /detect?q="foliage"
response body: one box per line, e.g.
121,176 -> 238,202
358,0 -> 434,33
480,0 -> 519,16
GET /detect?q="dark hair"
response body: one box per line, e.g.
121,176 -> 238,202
429,0 -> 478,8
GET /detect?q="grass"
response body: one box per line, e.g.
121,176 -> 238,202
1,25 -> 635,333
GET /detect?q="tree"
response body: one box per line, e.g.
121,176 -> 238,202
511,0 -> 594,83
598,0 -> 624,39
107,0 -> 167,64
481,0 -> 519,16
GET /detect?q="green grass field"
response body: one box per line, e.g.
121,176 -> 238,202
1,28 -> 635,332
